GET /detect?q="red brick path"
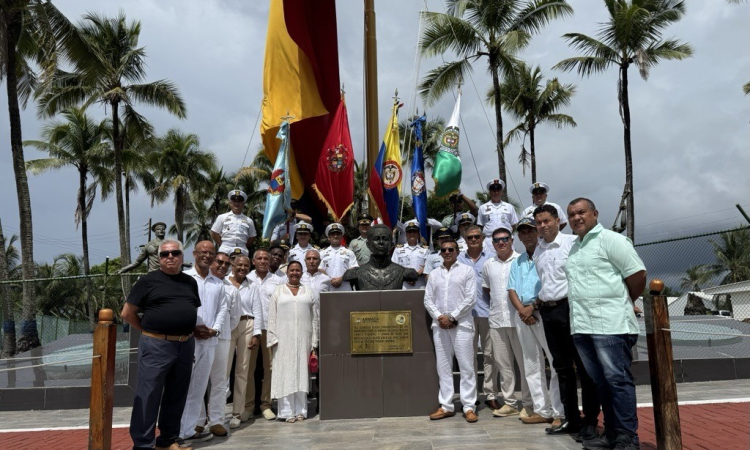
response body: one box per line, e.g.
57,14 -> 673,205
2,402 -> 748,449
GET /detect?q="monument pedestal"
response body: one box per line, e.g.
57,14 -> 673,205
318,290 -> 439,420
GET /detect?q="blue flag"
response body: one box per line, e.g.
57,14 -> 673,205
262,121 -> 292,239
410,115 -> 428,242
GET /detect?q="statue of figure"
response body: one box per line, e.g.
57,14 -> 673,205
118,222 -> 167,274
343,224 -> 418,291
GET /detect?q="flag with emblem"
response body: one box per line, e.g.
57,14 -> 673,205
368,101 -> 402,228
312,97 -> 354,221
409,114 -> 429,241
433,90 -> 462,198
262,121 -> 292,239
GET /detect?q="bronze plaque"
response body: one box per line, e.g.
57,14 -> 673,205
350,310 -> 413,355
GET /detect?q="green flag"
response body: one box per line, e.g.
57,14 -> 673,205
433,92 -> 462,198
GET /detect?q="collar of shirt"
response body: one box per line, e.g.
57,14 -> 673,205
492,251 -> 519,265
184,267 -> 222,284
578,223 -> 604,246
538,231 -> 566,250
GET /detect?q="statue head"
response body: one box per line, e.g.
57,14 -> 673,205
367,224 -> 393,258
152,222 -> 167,240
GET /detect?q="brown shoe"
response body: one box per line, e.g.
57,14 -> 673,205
484,399 -> 502,410
209,423 -> 228,437
520,413 -> 554,424
463,409 -> 478,423
429,407 -> 456,420
549,418 -> 563,428
156,443 -> 191,450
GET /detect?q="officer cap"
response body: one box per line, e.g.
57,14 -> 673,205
295,221 -> 313,233
357,214 -> 374,226
277,238 -> 291,250
405,222 -> 420,232
455,212 -> 476,226
434,227 -> 453,239
325,223 -> 344,235
529,182 -> 549,194
486,179 -> 506,191
228,189 -> 247,202
151,221 -> 167,232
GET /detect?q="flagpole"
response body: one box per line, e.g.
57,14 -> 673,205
364,0 -> 379,218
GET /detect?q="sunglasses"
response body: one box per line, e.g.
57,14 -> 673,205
489,186 -> 502,191
159,250 -> 182,258
215,260 -> 231,267
492,236 -> 511,244
230,196 -> 245,202
440,247 -> 457,254
466,234 -> 483,240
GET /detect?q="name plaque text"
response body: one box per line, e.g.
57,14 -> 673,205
350,310 -> 412,355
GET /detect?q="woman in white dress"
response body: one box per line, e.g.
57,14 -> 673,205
267,260 -> 320,423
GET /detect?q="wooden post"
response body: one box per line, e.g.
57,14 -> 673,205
89,309 -> 116,450
645,279 -> 682,450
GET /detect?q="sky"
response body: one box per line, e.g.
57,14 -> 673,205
0,0 -> 748,265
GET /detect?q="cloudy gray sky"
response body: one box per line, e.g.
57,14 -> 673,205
1,0 -> 748,264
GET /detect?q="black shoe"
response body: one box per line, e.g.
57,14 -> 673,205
612,433 -> 640,450
583,434 -> 614,450
545,420 -> 581,435
576,425 -> 599,442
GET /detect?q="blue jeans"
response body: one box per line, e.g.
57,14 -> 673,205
573,333 -> 639,443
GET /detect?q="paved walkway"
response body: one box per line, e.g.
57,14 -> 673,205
1,380 -> 748,449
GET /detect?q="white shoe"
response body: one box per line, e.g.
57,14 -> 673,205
229,415 -> 241,429
262,409 -> 277,420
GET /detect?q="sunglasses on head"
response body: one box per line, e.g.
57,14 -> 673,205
159,250 -> 182,258
466,234 -> 483,240
492,236 -> 511,244
440,247 -> 457,254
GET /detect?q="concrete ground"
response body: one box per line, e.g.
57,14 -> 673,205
1,379 -> 748,449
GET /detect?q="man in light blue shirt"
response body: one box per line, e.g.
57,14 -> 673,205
565,198 -> 646,450
508,218 -> 565,426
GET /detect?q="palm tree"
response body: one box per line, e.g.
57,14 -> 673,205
553,0 -> 693,242
201,167 -> 232,223
25,107 -> 110,327
707,228 -> 750,285
743,82 -> 750,96
0,218 -> 15,356
496,62 -> 576,182
1,0 -> 81,351
149,129 -> 216,243
172,196 -> 213,248
680,265 -> 711,292
418,0 -> 573,193
40,253 -> 88,321
36,11 -> 186,272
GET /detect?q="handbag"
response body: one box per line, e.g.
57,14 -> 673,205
308,349 -> 319,373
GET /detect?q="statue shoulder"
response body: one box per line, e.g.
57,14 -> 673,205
403,267 -> 419,281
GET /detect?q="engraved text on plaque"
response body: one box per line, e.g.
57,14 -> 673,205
350,310 -> 413,355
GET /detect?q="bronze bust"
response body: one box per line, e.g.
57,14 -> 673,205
343,225 -> 418,291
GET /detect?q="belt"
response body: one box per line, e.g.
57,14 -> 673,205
538,297 -> 568,309
240,315 -> 254,321
142,330 -> 194,342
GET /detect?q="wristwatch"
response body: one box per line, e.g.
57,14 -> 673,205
532,302 -> 540,311
213,328 -> 220,337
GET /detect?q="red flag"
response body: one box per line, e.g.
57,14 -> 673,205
312,99 -> 355,221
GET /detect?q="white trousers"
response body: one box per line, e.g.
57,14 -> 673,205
277,391 -> 308,419
473,317 -> 497,400
180,341 -> 216,438
489,326 -> 532,407
515,312 -> 564,419
227,318 -> 255,415
433,325 -> 477,413
198,338 -> 231,427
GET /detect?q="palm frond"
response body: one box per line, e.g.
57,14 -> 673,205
419,58 -> 474,107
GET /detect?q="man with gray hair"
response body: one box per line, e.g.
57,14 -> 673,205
302,249 -> 331,296
122,239 -> 205,450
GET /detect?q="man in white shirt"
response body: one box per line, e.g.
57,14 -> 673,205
301,249 -> 332,295
244,249 -> 283,421
210,190 -> 257,256
481,227 -> 531,418
179,241 -> 228,442
287,221 -> 315,272
391,222 -> 429,289
522,182 -> 567,230
225,255 -> 262,428
424,239 -> 478,423
477,179 -> 519,240
424,227 -> 454,280
533,204 -> 600,436
319,223 -> 358,291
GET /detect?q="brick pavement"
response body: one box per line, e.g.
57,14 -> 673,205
2,402 -> 747,449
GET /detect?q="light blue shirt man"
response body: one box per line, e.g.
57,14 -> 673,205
507,252 -> 541,306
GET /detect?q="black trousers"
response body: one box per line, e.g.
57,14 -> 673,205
131,335 -> 195,450
540,302 -> 600,427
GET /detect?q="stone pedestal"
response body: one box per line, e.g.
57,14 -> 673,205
318,290 -> 439,419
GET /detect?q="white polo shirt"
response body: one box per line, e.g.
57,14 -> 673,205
533,232 -> 577,302
481,252 -> 520,328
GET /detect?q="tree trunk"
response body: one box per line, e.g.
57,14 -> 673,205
4,12 -> 39,352
175,186 -> 186,243
621,64 -> 635,243
111,102 -> 132,297
489,55 -> 507,201
79,169 -> 94,329
0,218 -> 16,357
529,124 -> 537,184
125,176 -> 131,257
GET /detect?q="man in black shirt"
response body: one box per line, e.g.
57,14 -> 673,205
122,239 -> 207,450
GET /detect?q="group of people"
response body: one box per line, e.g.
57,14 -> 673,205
123,181 -> 647,450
